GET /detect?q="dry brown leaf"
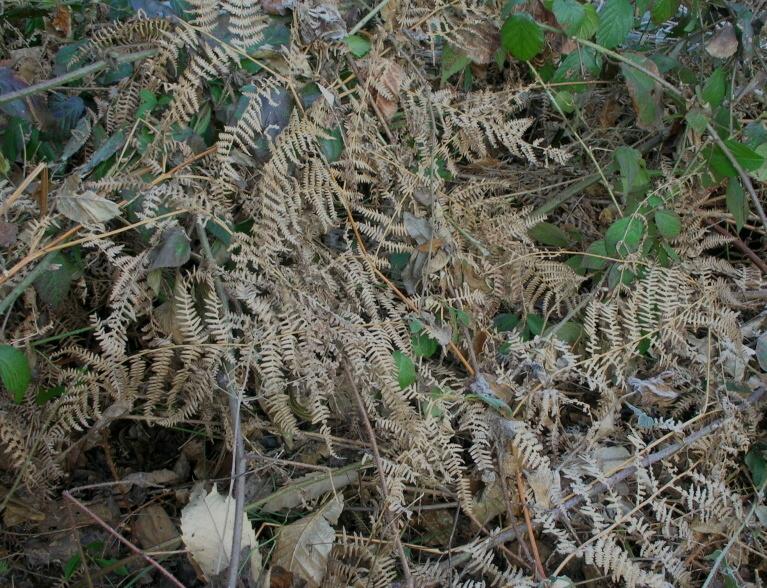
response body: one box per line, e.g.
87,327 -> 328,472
454,19 -> 500,64
133,504 -> 179,548
0,221 -> 18,247
181,485 -> 261,582
272,495 -> 343,588
706,23 -> 738,59
57,190 -> 121,225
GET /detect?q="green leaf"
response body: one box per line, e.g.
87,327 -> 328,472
547,320 -> 583,343
412,333 -> 438,358
596,0 -> 633,49
552,48 -> 602,92
654,209 -> 681,239
148,226 -> 191,270
614,146 -> 649,193
605,216 -> 645,257
34,251 -> 82,307
572,4 -> 599,39
81,130 -> 125,175
344,35 -> 371,58
651,0 -> 679,23
701,68 -> 727,108
685,109 -> 708,133
63,554 -> 82,580
441,43 -> 472,82
502,0 -> 525,19
552,0 -> 585,34
529,222 -> 570,247
746,446 -> 767,488
392,351 -> 416,389
582,239 -> 609,270
756,331 -> 767,372
319,126 -> 344,162
726,179 -> 748,231
726,139 -> 765,171
466,393 -> 513,417
36,385 -> 65,405
493,313 -> 520,332
501,13 -> 544,61
527,314 -> 544,335
0,345 -> 31,403
751,143 -> 767,182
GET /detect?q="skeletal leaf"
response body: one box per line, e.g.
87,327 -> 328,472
272,495 -> 343,588
57,190 -> 121,224
181,485 -> 260,582
261,468 -> 359,512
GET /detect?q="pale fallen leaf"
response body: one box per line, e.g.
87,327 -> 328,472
261,468 -> 358,512
57,190 -> 121,225
133,504 -> 179,548
706,23 -> 738,59
272,495 -> 343,588
181,485 -> 260,582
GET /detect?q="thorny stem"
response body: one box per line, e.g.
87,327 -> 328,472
435,385 -> 766,574
195,221 -> 246,588
62,491 -> 185,588
345,364 -> 414,588
0,50 -> 157,106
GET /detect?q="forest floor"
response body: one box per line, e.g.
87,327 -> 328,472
0,0 -> 767,586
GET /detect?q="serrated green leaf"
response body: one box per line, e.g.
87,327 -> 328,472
552,0 -> 585,34
0,345 -> 31,403
751,143 -> 767,182
605,216 -> 645,257
654,209 -> 681,239
582,239 -> 609,270
392,351 -> 416,389
726,139 -> 764,171
344,34 -> 371,58
701,68 -> 727,108
573,4 -> 599,39
527,314 -> 544,335
529,222 -> 570,247
596,0 -> 633,49
319,126 -> 344,162
685,109 -> 708,133
726,178 -> 748,231
441,43 -> 472,82
621,53 -> 664,130
614,146 -> 650,193
136,89 -> 157,118
547,320 -> 583,343
501,13 -> 544,61
651,0 -> 679,23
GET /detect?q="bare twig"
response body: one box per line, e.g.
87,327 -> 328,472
195,221 -> 247,588
62,491 -> 185,588
0,50 -> 157,106
0,162 -> 46,216
514,470 -> 546,580
345,364 -> 414,588
711,224 -> 767,274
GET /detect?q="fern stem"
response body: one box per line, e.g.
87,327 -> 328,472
0,49 -> 157,106
348,0 -> 391,35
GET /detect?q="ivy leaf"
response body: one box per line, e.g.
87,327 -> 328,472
392,351 -> 416,389
501,13 -> 544,61
0,345 -> 31,403
605,216 -> 645,257
148,226 -> 191,270
651,0 -> 679,24
654,209 -> 681,239
344,34 -> 371,58
441,44 -> 472,82
701,68 -> 727,108
596,0 -> 633,49
726,179 -> 748,231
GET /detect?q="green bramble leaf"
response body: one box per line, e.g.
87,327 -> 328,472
701,68 -> 727,108
654,209 -> 681,239
501,13 -> 544,61
605,216 -> 645,257
344,34 -> 371,58
726,179 -> 748,231
0,345 -> 31,403
596,0 -> 633,49
392,351 -> 416,389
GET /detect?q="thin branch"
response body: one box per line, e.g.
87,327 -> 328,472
195,221 -> 246,588
0,50 -> 157,106
62,491 -> 185,588
514,470 -> 546,580
345,364 -> 414,588
436,385 -> 766,573
711,224 -> 767,274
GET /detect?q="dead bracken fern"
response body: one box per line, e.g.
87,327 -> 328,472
0,1 -> 766,586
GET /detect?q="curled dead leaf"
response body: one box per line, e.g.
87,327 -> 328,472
706,23 -> 738,59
